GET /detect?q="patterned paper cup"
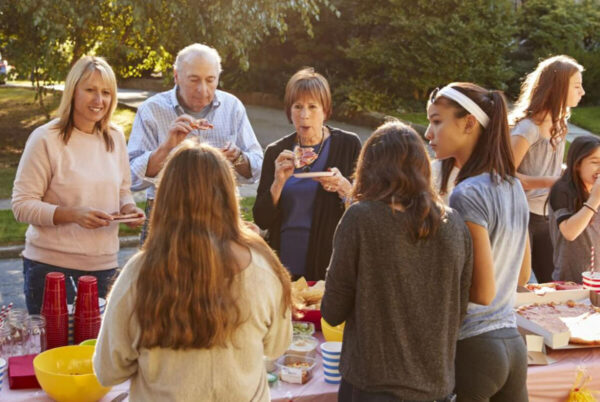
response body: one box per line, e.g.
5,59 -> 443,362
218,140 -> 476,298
582,271 -> 600,293
0,357 -> 7,391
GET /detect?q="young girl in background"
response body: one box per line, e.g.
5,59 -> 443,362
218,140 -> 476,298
426,82 -> 531,401
548,135 -> 600,282
510,55 -> 585,283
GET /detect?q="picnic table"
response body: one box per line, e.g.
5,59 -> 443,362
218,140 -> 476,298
2,334 -> 599,401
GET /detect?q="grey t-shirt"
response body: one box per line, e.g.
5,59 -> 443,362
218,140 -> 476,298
511,118 -> 566,215
548,180 -> 600,282
450,173 -> 529,339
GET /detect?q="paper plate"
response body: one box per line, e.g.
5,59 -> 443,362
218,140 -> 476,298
293,171 -> 335,178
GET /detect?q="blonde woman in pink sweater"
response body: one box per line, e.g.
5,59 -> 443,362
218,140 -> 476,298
12,56 -> 144,314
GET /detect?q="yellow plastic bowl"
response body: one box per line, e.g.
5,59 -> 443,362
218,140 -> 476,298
33,345 -> 111,402
321,318 -> 345,342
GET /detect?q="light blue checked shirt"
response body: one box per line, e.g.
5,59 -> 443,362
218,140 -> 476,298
128,87 -> 263,198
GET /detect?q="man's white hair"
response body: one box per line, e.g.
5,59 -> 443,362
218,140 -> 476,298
175,43 -> 222,74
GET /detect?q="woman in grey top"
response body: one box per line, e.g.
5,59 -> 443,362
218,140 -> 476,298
426,82 -> 531,401
321,122 -> 473,401
548,136 -> 600,282
510,55 -> 585,283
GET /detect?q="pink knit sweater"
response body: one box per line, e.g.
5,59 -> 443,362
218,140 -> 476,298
12,120 -> 135,270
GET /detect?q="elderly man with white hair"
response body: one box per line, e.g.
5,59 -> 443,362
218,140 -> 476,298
128,43 -> 263,242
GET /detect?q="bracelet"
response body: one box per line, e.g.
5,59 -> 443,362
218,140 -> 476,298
583,202 -> 597,214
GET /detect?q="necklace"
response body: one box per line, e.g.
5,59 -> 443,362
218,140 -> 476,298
296,126 -> 326,172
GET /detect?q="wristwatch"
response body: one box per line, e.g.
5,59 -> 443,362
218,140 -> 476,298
233,151 -> 246,167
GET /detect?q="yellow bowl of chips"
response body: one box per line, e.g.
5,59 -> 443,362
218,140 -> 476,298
33,345 -> 111,402
321,318 -> 345,342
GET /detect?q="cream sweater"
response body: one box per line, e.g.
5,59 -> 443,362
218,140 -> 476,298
11,120 -> 134,270
93,248 -> 292,402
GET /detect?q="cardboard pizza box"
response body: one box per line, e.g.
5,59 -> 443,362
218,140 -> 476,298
514,288 -> 590,307
514,289 -> 600,349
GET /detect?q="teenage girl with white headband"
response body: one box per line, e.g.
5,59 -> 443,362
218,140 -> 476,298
510,55 -> 585,284
426,83 -> 531,401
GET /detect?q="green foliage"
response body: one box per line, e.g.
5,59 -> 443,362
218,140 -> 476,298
570,106 -> 600,135
508,0 -> 600,103
339,0 -> 517,112
0,0 -> 332,83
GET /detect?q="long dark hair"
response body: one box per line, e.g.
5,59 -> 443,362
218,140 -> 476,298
430,82 -> 515,187
550,136 -> 600,213
352,121 -> 444,240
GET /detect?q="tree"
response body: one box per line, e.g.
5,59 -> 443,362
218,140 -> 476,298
510,0 -> 600,103
337,0 -> 517,112
0,0 -> 333,111
0,0 -> 110,117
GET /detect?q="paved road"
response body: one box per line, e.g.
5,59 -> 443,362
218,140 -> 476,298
0,248 -> 140,310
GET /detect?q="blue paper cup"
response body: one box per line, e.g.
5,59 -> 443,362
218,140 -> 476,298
321,354 -> 340,364
0,357 -> 7,391
324,372 -> 341,384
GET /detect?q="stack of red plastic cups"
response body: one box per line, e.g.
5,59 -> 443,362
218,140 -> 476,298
41,272 -> 69,349
74,276 -> 102,344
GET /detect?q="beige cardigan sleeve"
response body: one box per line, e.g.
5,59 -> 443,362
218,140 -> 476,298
93,253 -> 142,386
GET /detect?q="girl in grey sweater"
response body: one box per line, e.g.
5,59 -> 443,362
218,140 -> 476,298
321,121 -> 473,401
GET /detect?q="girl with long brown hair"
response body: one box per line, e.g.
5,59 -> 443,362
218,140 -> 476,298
321,122 -> 473,401
94,141 -> 292,401
510,55 -> 585,283
426,83 -> 531,401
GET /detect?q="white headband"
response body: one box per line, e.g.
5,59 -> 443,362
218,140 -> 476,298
437,86 -> 490,128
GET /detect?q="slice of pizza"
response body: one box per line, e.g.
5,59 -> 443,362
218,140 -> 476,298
516,300 -> 600,345
293,145 -> 318,169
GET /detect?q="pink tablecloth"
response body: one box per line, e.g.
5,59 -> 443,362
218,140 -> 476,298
3,343 -> 599,401
527,347 -> 600,402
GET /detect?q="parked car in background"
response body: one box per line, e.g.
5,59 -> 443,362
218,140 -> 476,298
0,56 -> 7,84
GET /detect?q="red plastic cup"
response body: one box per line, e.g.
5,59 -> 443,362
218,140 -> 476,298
41,272 -> 68,315
74,276 -> 101,344
74,316 -> 102,344
41,272 -> 69,349
45,313 -> 69,349
74,276 -> 100,319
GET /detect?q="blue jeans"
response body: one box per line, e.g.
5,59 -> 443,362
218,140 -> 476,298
23,258 -> 118,314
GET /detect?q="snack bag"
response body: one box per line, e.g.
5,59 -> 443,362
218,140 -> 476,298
567,368 -> 599,402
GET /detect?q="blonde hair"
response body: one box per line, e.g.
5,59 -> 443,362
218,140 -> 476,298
55,56 -> 118,151
510,55 -> 584,149
135,141 -> 292,349
284,67 -> 332,123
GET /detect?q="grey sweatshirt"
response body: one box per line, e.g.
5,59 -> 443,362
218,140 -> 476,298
321,200 -> 473,400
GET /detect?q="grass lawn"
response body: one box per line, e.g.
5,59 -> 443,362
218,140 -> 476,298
570,106 -> 600,136
0,86 -> 136,198
395,112 -> 429,127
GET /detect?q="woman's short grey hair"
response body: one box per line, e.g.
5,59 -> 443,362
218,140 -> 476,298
175,43 -> 222,75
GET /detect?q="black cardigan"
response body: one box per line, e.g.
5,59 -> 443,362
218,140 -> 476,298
253,127 -> 362,280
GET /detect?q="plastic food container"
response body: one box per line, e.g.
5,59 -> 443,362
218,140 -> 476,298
287,335 -> 319,357
276,354 -> 317,384
292,321 -> 315,336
